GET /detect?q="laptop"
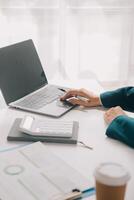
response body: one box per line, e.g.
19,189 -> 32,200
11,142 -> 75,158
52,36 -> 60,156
0,39 -> 75,117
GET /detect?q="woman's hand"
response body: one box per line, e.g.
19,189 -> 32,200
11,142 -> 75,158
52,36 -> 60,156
60,88 -> 101,107
104,106 -> 126,124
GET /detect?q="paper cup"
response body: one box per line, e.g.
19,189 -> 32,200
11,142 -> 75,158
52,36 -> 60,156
94,162 -> 130,200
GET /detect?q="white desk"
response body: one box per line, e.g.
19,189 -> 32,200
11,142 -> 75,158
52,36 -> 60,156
0,79 -> 134,200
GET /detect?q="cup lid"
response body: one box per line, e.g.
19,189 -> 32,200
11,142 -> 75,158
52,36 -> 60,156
94,162 -> 131,186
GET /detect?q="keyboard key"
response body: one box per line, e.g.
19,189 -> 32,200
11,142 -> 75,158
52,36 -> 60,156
15,85 -> 63,109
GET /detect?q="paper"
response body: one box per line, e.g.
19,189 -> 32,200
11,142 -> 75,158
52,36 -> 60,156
0,142 -> 91,200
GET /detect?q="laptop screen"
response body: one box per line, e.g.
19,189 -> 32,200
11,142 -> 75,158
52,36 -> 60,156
0,39 -> 48,104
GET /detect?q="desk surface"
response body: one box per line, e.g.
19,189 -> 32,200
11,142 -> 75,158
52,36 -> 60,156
0,79 -> 134,200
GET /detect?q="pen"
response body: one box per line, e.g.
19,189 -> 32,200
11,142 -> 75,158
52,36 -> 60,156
58,88 -> 66,92
78,141 -> 93,150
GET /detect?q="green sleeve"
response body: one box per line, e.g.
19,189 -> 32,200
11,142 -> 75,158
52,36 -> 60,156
100,87 -> 134,112
106,115 -> 134,148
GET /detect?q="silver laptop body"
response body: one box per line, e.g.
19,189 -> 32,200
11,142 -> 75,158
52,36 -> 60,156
0,39 -> 74,117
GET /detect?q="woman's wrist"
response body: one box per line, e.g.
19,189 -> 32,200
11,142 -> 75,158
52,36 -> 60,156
98,96 -> 102,106
94,95 -> 102,106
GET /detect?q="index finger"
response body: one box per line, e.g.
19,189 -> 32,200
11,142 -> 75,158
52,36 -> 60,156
60,89 -> 80,100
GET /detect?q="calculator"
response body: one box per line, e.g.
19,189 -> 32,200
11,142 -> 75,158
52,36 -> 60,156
19,116 -> 74,138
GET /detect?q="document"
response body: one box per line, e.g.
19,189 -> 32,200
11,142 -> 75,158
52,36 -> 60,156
0,142 -> 91,200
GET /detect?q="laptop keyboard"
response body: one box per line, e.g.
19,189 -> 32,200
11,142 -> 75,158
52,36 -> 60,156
15,85 -> 63,109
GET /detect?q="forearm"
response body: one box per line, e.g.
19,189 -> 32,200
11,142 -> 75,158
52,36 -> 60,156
100,87 -> 134,112
106,115 -> 134,148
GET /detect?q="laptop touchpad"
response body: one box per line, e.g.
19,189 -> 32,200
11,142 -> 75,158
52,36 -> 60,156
38,99 -> 74,117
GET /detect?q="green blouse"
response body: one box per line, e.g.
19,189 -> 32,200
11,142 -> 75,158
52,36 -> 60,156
100,87 -> 134,148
